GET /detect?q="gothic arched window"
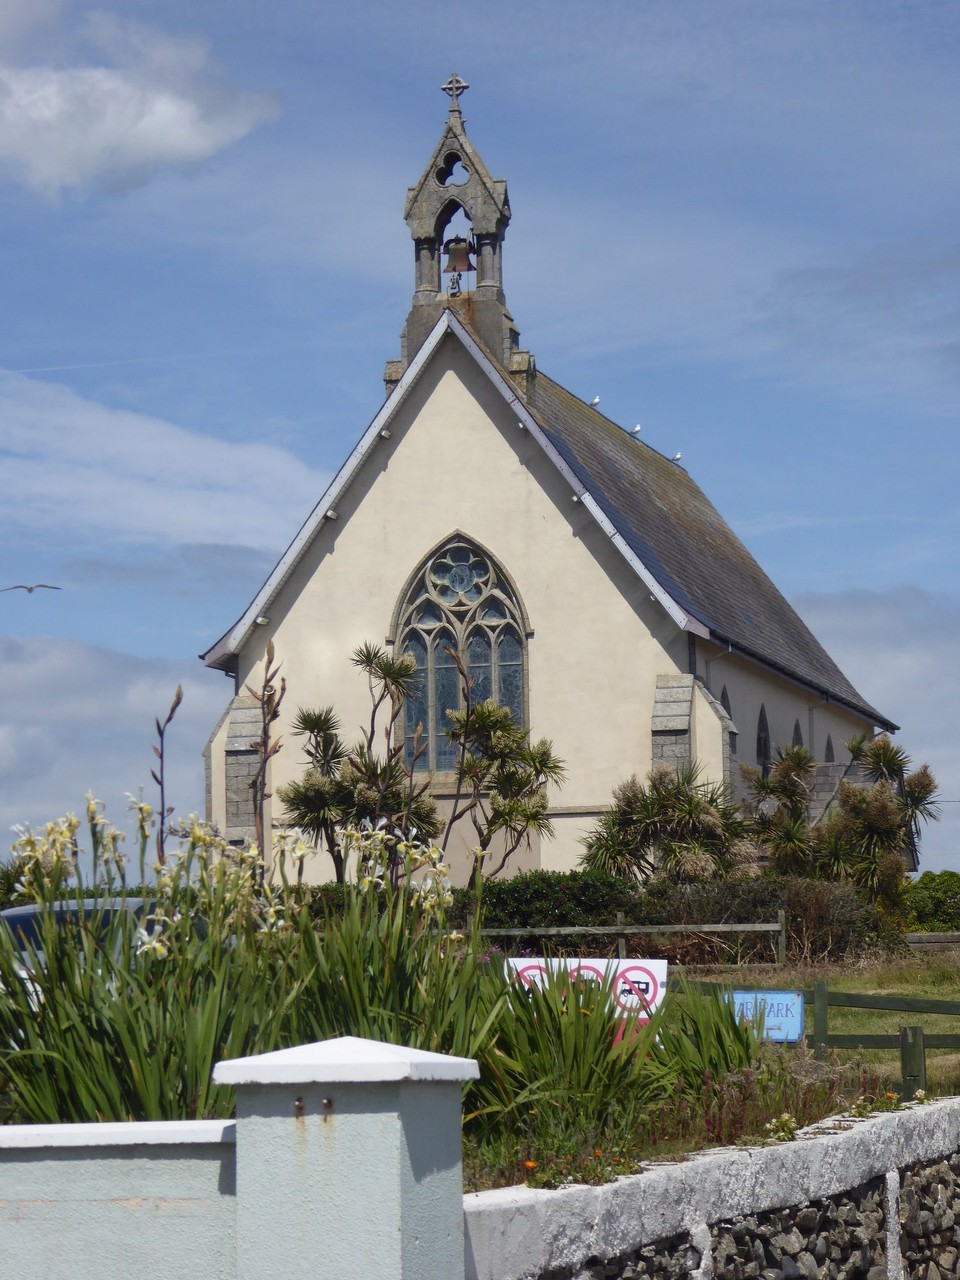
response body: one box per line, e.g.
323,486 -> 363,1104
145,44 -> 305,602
757,705 -> 772,776
825,734 -> 835,763
395,536 -> 527,772
720,685 -> 737,757
792,719 -> 804,748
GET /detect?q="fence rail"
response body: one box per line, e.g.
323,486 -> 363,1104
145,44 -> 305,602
477,911 -> 787,964
804,979 -> 960,1095
905,932 -> 960,952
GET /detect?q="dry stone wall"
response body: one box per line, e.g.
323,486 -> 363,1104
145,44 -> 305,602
498,1161 -> 960,1280
463,1100 -> 960,1280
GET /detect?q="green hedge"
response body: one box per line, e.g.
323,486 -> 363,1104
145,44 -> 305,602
449,870 -> 888,964
905,871 -> 960,933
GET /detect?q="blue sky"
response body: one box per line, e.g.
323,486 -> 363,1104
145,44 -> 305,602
1,0 -> 958,869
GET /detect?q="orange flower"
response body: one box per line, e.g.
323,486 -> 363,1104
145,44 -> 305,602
593,1149 -> 602,1158
611,1156 -> 621,1164
522,1159 -> 538,1171
885,1092 -> 897,1100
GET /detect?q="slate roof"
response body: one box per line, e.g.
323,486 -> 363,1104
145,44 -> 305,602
526,372 -> 895,730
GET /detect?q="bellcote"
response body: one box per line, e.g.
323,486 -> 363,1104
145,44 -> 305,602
385,75 -> 533,395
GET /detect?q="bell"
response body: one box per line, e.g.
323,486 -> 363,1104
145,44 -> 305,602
442,236 -> 476,275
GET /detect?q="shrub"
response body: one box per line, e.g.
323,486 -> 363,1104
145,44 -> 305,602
453,870 -> 888,964
905,871 -> 960,933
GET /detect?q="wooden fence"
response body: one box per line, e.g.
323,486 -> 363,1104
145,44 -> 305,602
478,911 -> 787,965
804,979 -> 960,1095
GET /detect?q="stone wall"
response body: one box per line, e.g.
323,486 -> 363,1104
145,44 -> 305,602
548,1163 -> 960,1280
223,693 -> 260,844
463,1100 -> 960,1280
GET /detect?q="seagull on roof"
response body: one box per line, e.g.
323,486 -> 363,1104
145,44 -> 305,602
2,584 -> 61,593
671,453 -> 682,463
590,396 -> 600,407
631,424 -> 642,436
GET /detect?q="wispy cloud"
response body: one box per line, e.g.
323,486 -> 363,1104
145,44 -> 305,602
795,585 -> 960,873
0,12 -> 278,196
0,635 -> 225,847
0,372 -> 329,550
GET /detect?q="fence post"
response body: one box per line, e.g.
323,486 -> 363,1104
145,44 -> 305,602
813,979 -> 828,1060
214,1036 -> 478,1280
616,911 -> 626,960
777,910 -> 786,966
899,1025 -> 927,1099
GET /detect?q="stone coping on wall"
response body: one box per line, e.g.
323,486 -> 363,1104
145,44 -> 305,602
463,1098 -> 960,1280
0,1118 -> 236,1149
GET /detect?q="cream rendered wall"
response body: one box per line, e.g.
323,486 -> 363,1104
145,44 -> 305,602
691,682 -> 727,784
214,335 -> 685,883
700,642 -> 875,773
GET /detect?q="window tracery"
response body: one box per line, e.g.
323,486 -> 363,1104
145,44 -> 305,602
395,537 -> 526,772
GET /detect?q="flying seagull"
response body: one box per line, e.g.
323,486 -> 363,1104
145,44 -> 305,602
590,396 -> 600,407
2,584 -> 61,593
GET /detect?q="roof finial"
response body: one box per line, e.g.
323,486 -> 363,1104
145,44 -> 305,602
441,73 -> 469,116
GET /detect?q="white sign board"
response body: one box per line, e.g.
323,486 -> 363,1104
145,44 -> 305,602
506,957 -> 669,1025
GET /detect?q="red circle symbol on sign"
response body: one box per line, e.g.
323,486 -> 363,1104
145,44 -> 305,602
567,963 -> 607,991
512,963 -> 549,989
614,965 -> 659,1012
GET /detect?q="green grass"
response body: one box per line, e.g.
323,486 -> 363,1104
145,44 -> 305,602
692,952 -> 960,1096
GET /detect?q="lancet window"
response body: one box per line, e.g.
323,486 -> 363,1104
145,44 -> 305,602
757,705 -> 772,776
395,537 -> 526,772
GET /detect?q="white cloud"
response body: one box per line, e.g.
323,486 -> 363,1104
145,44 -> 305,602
0,13 -> 278,196
0,372 -> 330,551
794,586 -> 960,874
0,635 -> 227,857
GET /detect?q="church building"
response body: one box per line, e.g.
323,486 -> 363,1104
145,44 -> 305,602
201,76 -> 896,882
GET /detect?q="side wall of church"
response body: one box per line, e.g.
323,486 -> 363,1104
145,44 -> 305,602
700,642 -> 874,782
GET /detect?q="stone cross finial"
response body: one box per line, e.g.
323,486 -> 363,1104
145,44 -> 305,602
441,73 -> 469,114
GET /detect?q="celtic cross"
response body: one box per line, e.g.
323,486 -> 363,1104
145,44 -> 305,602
441,73 -> 469,114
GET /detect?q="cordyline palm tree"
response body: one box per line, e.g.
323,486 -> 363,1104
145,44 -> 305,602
807,735 -> 940,918
444,697 -> 566,888
277,645 -> 440,883
581,762 -> 753,883
847,733 -> 939,854
742,745 -> 817,876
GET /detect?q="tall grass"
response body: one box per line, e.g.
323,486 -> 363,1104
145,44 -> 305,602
0,808 -> 875,1186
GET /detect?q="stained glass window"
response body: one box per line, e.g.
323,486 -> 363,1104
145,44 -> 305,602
395,536 -> 527,771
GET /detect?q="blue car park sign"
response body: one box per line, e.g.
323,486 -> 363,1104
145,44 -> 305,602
731,990 -> 805,1043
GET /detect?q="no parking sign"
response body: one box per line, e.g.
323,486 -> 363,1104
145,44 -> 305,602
506,957 -> 668,1025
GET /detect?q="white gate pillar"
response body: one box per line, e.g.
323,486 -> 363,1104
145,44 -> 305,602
214,1036 -> 477,1280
